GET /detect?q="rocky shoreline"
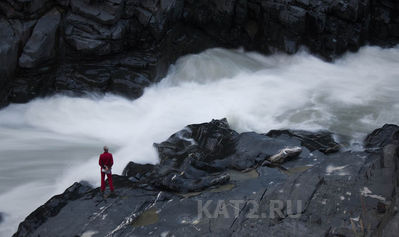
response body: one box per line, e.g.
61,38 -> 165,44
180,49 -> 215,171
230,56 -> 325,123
1,0 -> 399,107
12,120 -> 399,237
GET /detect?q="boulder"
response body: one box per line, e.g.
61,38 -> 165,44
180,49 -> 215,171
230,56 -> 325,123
154,118 -> 238,164
364,124 -> 399,149
18,8 -> 61,68
122,161 -> 154,181
149,118 -> 237,192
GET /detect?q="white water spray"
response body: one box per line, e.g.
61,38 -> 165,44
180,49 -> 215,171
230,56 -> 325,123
0,46 -> 398,236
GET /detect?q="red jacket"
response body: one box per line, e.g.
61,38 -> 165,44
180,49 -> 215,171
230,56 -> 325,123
99,152 -> 114,169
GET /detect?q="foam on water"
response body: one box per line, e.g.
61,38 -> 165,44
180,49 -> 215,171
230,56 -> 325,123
0,46 -> 399,236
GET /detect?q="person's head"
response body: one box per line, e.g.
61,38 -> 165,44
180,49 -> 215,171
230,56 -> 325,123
103,146 -> 109,152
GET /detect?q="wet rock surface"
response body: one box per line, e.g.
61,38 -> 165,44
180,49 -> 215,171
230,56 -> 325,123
1,0 -> 399,106
13,121 -> 399,237
364,123 -> 399,149
18,8 -> 61,68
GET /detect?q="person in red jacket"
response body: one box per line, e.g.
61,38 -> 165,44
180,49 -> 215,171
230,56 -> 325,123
99,146 -> 114,194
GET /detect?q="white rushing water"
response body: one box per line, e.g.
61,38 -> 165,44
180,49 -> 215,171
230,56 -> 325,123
0,46 -> 399,236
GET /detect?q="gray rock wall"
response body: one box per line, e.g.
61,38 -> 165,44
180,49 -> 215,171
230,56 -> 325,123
0,0 -> 398,107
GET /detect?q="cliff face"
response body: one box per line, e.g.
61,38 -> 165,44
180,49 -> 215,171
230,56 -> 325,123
0,0 -> 398,107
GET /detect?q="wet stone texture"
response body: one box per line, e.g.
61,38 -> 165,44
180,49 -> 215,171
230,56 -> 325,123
1,0 -> 399,107
13,120 -> 399,237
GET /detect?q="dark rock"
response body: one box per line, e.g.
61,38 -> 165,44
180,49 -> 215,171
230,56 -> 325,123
0,0 -> 53,19
122,161 -> 154,181
13,176 -> 165,237
149,118 -> 238,193
56,0 -> 70,7
9,19 -> 37,48
0,212 -> 3,224
154,118 -> 238,164
13,181 -> 92,237
279,5 -> 307,34
128,119 -> 336,194
218,132 -> 301,170
64,13 -> 127,55
109,69 -> 151,98
18,8 -> 61,68
1,0 -> 399,106
266,129 -> 340,154
70,0 -> 123,25
364,124 -> 399,149
13,123 -> 399,237
329,0 -> 360,22
0,17 -> 19,88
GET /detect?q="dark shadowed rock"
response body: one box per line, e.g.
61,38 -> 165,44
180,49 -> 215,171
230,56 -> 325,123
122,161 -> 154,181
154,118 -> 238,164
1,0 -> 399,106
364,124 -> 399,149
9,19 -> 37,49
70,0 -> 123,25
64,12 -> 127,55
0,0 -> 53,19
0,17 -> 19,87
0,212 -> 3,224
18,8 -> 61,68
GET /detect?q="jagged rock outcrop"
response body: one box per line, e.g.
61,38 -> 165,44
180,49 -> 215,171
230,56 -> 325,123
12,122 -> 399,237
364,123 -> 399,149
0,0 -> 398,107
